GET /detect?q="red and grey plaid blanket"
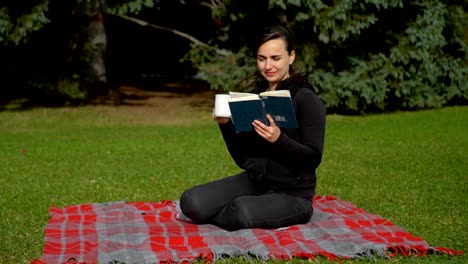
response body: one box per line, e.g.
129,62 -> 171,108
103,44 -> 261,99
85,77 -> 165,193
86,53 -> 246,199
33,196 -> 462,264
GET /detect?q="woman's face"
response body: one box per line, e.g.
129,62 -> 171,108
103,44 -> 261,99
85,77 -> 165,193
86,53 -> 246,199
256,38 -> 295,90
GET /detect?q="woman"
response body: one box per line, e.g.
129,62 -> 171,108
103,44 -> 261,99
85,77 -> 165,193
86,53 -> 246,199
179,25 -> 326,231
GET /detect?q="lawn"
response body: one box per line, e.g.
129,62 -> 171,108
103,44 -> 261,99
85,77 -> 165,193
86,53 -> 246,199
0,101 -> 466,263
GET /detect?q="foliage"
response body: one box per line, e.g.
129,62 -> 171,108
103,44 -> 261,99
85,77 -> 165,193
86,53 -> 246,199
182,45 -> 256,91
0,0 -> 154,45
106,0 -> 155,15
1,0 -> 466,112
0,0 -> 155,103
0,2 -> 49,45
186,0 -> 468,113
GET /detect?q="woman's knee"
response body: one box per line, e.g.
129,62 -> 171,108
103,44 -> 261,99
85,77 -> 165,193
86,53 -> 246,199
214,197 -> 254,231
180,189 -> 200,218
179,187 -> 212,223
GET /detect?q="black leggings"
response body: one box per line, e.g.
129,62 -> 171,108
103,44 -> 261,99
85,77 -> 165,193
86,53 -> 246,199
179,173 -> 313,231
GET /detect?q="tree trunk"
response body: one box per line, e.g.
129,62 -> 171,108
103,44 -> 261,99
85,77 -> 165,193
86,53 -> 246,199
80,0 -> 119,103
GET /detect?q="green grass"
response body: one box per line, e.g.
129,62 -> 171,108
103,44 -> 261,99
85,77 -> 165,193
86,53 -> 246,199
0,105 -> 466,263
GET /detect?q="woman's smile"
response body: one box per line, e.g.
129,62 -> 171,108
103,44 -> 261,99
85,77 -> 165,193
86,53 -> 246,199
265,71 -> 276,77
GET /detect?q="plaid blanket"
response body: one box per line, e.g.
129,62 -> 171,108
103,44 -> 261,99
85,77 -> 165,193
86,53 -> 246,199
33,196 -> 462,264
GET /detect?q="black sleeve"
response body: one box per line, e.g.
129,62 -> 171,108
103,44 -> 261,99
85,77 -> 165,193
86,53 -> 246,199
219,121 -> 267,170
270,88 -> 326,169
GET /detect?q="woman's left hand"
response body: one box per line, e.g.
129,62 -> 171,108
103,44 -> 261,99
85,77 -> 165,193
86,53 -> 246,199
252,114 -> 281,143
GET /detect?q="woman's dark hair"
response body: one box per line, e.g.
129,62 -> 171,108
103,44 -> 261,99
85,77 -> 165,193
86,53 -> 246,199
252,25 -> 295,57
239,24 -> 305,91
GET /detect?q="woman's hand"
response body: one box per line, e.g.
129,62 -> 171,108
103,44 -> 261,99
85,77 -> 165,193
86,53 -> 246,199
252,114 -> 281,143
212,109 -> 231,124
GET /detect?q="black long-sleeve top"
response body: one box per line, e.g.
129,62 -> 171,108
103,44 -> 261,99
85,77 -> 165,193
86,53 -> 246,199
219,78 -> 326,198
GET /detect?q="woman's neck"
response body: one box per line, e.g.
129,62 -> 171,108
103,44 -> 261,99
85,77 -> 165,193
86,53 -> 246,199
267,83 -> 277,91
268,76 -> 290,91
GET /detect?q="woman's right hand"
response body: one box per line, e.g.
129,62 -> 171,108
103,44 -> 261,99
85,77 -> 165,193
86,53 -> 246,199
215,117 -> 231,124
212,109 -> 231,124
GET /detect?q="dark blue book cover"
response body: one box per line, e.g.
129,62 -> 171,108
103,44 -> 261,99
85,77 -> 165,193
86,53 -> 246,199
228,90 -> 297,133
261,95 -> 298,128
228,99 -> 268,132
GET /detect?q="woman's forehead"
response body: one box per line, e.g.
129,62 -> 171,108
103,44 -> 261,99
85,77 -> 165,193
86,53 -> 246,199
257,38 -> 288,55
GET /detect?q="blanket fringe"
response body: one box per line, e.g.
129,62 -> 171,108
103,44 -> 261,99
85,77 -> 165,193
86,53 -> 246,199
295,251 -> 340,261
387,245 -> 464,258
433,246 -> 465,255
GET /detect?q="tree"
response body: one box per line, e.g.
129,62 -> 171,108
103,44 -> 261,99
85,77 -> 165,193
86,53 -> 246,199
1,0 -> 466,112
0,0 -> 154,104
184,0 -> 468,113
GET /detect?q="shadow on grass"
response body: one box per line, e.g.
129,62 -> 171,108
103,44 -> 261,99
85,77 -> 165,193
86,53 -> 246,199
0,79 -> 218,111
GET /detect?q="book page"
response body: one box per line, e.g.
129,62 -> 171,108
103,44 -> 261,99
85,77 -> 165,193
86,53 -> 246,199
260,90 -> 291,97
228,92 -> 260,102
229,92 -> 257,98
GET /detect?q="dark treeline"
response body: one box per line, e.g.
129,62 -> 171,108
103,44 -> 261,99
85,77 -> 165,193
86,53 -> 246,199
0,0 -> 466,113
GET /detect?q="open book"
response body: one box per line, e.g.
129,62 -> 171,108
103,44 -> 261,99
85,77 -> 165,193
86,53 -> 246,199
228,90 -> 298,133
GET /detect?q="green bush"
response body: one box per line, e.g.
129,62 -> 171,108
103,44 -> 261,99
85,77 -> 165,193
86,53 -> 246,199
185,0 -> 468,113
